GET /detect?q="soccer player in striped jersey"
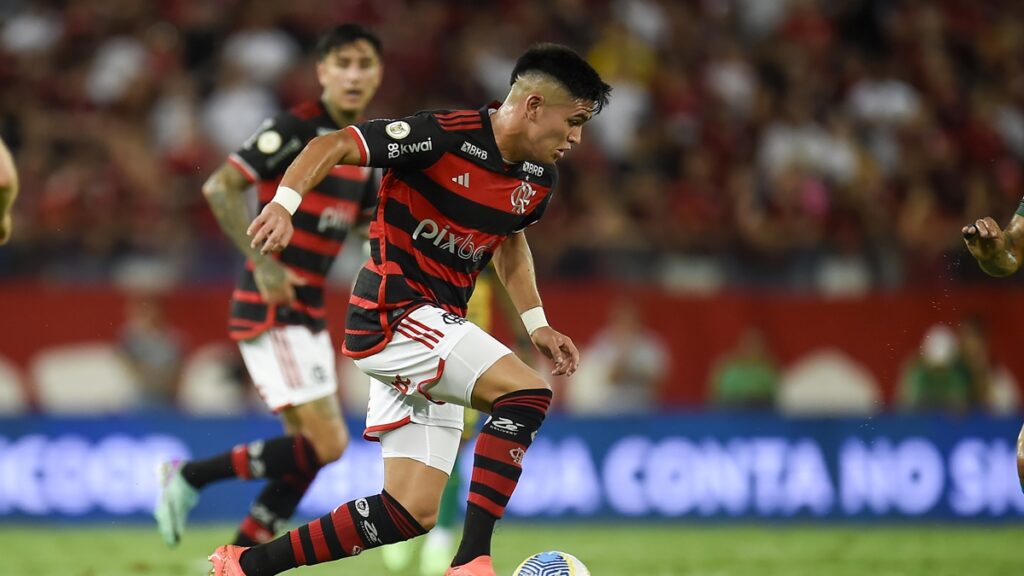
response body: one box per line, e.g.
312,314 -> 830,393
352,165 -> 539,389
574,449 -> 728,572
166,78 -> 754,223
0,135 -> 17,245
209,43 -> 611,576
962,208 -> 1024,492
154,24 -> 383,549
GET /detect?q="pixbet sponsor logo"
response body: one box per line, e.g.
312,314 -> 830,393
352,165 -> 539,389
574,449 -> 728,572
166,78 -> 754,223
412,218 -> 493,262
387,138 -> 432,159
317,206 -> 354,233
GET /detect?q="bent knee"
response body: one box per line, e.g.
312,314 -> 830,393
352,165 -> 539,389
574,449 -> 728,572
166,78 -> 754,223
403,504 -> 438,532
307,426 -> 350,464
474,355 -> 551,410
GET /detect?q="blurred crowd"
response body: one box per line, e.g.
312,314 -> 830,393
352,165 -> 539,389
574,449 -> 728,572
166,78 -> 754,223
2,0 -> 1024,290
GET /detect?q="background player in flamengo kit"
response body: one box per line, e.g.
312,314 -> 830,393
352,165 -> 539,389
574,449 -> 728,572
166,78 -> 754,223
209,43 -> 612,576
962,206 -> 1024,492
153,24 -> 384,549
0,135 -> 18,245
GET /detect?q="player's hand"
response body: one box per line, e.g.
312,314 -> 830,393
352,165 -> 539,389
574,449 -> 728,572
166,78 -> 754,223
0,213 -> 11,245
530,326 -> 580,377
253,259 -> 308,305
248,202 -> 294,254
962,217 -> 1006,261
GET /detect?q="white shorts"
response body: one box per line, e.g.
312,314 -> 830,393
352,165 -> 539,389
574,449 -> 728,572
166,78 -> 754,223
380,422 -> 462,475
238,325 -> 337,412
354,305 -> 511,441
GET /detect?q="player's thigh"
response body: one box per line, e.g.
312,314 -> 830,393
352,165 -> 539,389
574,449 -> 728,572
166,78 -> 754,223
355,305 -> 510,410
380,423 -> 460,525
468,345 -> 549,412
238,326 -> 339,412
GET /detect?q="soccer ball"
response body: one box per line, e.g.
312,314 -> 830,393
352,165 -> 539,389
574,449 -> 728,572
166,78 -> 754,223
513,551 -> 590,576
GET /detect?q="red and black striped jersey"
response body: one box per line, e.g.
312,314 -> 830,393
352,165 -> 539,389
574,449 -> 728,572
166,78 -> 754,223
341,103 -> 557,358
225,99 -> 377,341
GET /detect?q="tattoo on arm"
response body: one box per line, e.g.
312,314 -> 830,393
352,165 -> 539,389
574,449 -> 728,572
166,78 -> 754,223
203,164 -> 266,262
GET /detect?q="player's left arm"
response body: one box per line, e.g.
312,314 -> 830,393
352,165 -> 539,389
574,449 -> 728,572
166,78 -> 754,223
962,212 -> 1024,277
492,231 -> 579,376
0,136 -> 18,245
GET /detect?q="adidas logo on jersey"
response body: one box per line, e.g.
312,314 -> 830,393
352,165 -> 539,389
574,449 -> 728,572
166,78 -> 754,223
451,173 -> 470,188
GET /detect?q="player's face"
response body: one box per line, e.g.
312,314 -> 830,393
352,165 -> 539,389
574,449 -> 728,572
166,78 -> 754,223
317,39 -> 383,114
527,97 -> 594,164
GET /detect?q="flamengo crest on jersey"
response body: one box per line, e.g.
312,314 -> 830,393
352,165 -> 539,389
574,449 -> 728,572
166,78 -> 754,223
510,182 -> 536,215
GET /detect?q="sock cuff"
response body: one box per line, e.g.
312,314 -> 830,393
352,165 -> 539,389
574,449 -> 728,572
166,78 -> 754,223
292,435 -> 322,476
492,388 -> 553,413
380,490 -> 428,538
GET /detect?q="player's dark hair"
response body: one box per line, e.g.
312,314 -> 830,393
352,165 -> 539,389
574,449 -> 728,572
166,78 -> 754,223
510,43 -> 611,114
315,24 -> 382,60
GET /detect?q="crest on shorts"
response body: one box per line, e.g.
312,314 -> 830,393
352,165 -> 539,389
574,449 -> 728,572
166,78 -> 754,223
442,312 -> 466,325
511,181 -> 536,215
391,375 -> 411,395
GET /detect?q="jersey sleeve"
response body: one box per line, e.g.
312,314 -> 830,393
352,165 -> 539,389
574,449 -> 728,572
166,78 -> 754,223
344,112 -> 446,170
228,113 -> 310,182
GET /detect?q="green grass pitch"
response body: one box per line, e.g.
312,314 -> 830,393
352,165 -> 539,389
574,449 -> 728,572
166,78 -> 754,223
2,523 -> 1022,576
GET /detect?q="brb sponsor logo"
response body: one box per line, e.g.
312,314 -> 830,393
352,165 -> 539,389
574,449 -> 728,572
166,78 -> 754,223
461,141 -> 488,160
412,218 -> 493,262
387,138 -> 433,159
522,161 -> 544,177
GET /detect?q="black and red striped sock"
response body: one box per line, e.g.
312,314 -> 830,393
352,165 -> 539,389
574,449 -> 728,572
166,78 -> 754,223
181,435 -> 320,490
232,473 -> 314,546
238,490 -> 426,576
452,388 -> 552,566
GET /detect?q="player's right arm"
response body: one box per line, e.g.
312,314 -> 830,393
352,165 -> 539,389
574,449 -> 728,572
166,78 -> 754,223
249,115 -> 445,254
962,212 -> 1024,277
202,163 -> 307,304
0,136 -> 19,245
247,129 -> 363,254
